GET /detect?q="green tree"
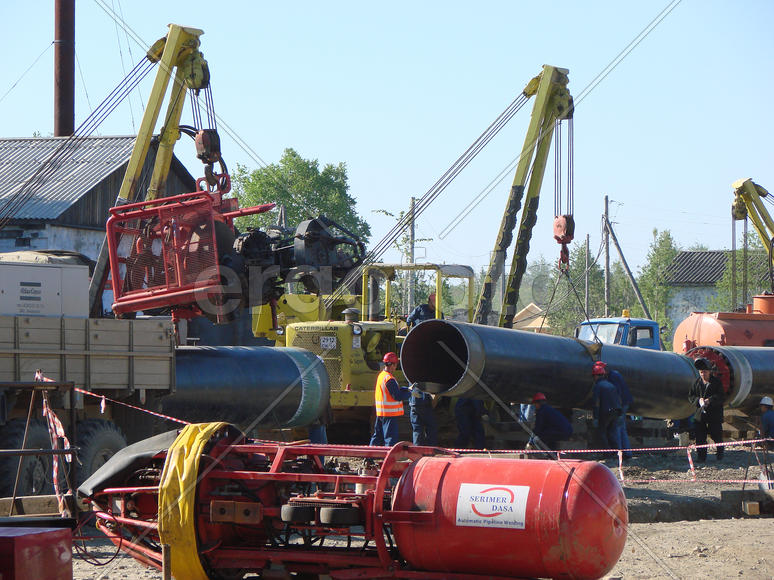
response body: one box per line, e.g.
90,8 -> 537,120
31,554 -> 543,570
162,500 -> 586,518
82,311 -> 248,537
709,234 -> 770,311
545,243 -> 607,336
232,148 -> 371,242
370,208 -> 434,316
633,229 -> 680,348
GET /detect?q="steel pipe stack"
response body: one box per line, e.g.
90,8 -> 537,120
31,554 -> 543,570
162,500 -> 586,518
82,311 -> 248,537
169,346 -> 329,428
400,320 -> 762,419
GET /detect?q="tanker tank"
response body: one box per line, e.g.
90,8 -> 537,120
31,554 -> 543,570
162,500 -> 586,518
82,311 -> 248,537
167,346 -> 329,429
400,319 -> 702,419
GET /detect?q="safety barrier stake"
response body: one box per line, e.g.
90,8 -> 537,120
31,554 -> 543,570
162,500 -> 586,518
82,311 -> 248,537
617,450 -> 625,483
687,445 -> 696,481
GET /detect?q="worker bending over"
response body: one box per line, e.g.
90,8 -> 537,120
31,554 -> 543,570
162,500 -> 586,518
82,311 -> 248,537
529,392 -> 572,451
591,361 -> 623,457
370,352 -> 411,446
604,366 -> 634,460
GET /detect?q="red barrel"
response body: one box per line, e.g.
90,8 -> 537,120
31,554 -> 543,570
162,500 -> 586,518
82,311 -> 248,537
391,457 -> 627,579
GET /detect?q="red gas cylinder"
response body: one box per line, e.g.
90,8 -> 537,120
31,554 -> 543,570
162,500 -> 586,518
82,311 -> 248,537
391,457 -> 627,580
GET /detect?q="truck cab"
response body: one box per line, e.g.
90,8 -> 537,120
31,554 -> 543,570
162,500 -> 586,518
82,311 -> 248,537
575,311 -> 662,350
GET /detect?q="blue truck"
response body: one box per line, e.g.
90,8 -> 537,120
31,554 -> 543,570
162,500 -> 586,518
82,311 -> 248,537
574,310 -> 663,350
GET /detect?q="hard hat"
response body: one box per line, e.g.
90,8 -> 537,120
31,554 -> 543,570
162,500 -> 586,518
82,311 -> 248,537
591,361 -> 607,376
532,392 -> 547,403
693,357 -> 711,371
761,396 -> 774,407
382,352 -> 399,364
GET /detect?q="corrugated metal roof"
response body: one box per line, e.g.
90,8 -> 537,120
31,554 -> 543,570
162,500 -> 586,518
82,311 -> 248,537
0,136 -> 136,220
665,251 -> 728,285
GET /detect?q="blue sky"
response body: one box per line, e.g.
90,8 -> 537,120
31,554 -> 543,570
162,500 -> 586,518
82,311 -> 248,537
3,1 -> 773,277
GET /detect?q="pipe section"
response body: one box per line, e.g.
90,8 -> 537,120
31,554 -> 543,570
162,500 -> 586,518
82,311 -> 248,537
400,320 -> 699,419
689,346 -> 774,413
168,346 -> 329,428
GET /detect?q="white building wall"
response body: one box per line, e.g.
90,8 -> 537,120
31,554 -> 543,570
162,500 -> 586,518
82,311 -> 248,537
0,225 -> 104,260
666,286 -> 717,329
47,225 -> 104,260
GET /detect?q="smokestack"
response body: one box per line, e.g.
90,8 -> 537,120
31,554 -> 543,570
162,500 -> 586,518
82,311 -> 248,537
54,0 -> 75,137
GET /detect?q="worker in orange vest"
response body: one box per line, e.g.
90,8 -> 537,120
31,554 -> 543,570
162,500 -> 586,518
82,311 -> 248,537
369,352 -> 411,446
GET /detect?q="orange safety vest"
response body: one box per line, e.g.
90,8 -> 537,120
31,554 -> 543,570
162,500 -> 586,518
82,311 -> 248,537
374,370 -> 404,417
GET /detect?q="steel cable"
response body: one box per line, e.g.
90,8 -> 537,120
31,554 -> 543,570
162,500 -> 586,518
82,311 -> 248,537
0,56 -> 156,231
0,56 -> 155,225
325,92 -> 531,307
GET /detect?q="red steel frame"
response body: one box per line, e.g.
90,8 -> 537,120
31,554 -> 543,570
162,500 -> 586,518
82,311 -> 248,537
85,439 -> 518,579
105,188 -> 274,317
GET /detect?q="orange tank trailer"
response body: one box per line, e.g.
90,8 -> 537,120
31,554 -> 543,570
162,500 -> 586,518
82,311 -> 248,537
673,294 -> 774,352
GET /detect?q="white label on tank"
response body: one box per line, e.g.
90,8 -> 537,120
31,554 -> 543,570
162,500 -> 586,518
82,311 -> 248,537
455,483 -> 529,529
320,335 -> 337,350
352,335 -> 361,349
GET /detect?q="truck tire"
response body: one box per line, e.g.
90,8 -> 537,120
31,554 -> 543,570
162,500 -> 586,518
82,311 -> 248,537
76,419 -> 127,486
0,419 -> 62,497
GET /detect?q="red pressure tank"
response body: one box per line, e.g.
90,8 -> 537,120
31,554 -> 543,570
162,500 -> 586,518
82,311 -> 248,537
391,457 -> 627,580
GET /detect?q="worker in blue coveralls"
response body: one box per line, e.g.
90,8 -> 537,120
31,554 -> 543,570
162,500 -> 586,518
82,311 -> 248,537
409,385 -> 438,445
406,292 -> 441,328
529,392 -> 573,451
759,396 -> 774,451
592,361 -> 622,457
369,352 -> 411,447
606,367 -> 634,460
454,398 -> 486,449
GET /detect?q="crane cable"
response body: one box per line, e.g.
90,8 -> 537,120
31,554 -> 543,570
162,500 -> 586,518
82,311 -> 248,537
0,55 -> 157,231
325,91 -> 532,308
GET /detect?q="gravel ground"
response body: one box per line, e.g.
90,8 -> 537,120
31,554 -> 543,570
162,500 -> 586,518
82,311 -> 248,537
71,448 -> 774,579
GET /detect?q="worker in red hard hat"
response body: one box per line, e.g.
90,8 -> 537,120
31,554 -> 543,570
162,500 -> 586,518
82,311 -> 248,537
689,357 -> 725,462
528,392 -> 572,452
596,363 -> 634,461
758,396 -> 774,450
369,352 -> 411,446
591,361 -> 623,458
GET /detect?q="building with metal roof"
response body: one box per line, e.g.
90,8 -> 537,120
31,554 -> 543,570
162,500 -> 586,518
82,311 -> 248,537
0,136 -> 195,259
664,249 -> 768,329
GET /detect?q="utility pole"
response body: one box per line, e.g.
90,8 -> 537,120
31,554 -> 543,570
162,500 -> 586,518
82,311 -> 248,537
585,233 -> 590,314
731,216 -> 737,310
604,195 -> 610,316
408,197 -> 416,312
604,215 -> 652,320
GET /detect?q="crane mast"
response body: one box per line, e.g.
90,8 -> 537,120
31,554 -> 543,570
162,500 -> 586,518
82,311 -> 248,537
732,177 -> 774,290
473,65 -> 573,327
88,24 -> 210,316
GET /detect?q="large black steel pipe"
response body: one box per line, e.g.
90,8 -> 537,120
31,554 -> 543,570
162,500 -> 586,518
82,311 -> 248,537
689,346 -> 774,413
400,320 -> 700,419
168,346 -> 329,429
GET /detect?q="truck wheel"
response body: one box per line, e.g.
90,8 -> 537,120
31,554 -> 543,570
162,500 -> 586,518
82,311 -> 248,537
0,419 -> 62,497
76,419 -> 127,486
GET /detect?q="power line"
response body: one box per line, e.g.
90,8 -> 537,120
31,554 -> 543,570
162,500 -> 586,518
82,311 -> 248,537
0,42 -> 53,107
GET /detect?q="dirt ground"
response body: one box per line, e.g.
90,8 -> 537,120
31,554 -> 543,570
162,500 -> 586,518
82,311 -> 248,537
71,448 -> 774,580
